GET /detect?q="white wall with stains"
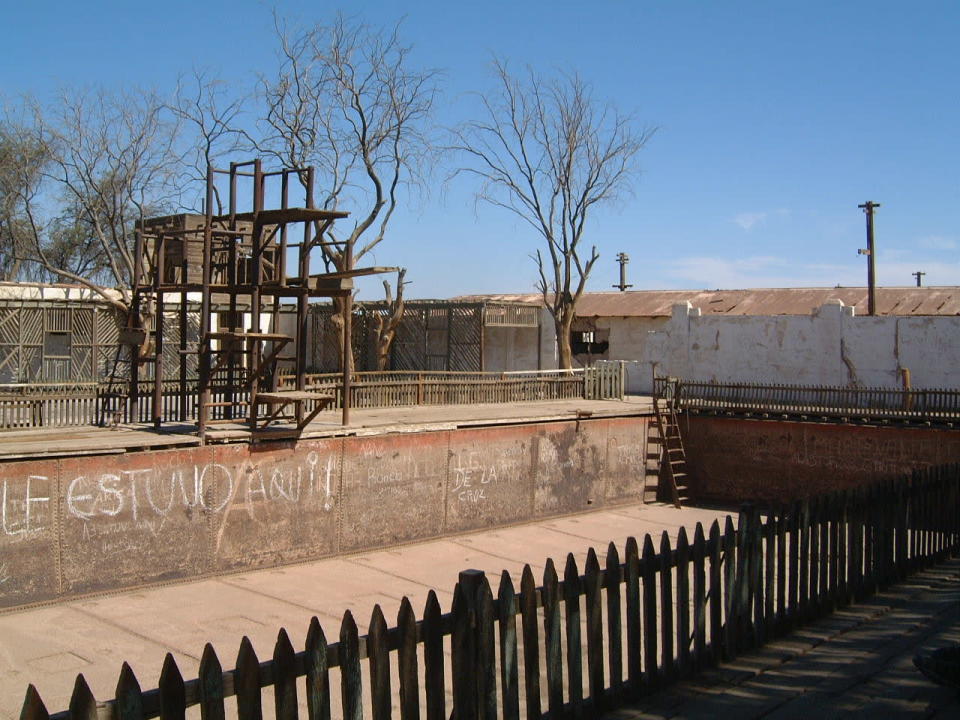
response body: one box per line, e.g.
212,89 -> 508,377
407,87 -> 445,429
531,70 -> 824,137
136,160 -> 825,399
641,300 -> 960,390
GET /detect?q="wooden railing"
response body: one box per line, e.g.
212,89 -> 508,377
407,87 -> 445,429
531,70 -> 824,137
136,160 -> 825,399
21,465 -> 960,719
0,383 -> 101,430
0,366 -> 624,431
655,377 -> 960,424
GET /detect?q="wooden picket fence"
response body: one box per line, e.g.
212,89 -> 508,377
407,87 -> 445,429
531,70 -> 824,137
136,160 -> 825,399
21,465 -> 959,720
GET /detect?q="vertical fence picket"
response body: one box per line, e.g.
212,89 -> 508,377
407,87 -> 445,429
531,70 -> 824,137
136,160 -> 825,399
895,481 -> 908,581
519,565 -> 541,720
305,618 -> 331,720
763,513 -> 775,641
397,598 -> 420,720
722,516 -> 737,660
198,644 -> 225,720
116,662 -> 144,720
69,675 -> 98,720
605,542 -> 623,701
818,496 -> 830,609
422,591 -> 445,720
451,582 -> 473,720
691,524 -> 707,672
339,611 -> 363,720
641,535 -> 659,691
19,685 -> 49,720
159,653 -> 186,720
675,528 -> 691,678
584,548 -> 605,712
837,493 -> 848,609
827,493 -> 840,613
563,553 -> 584,717
749,508 -> 764,646
851,487 -> 864,602
658,532 -> 675,684
787,502 -> 800,629
368,606 -> 391,720
798,500 -> 810,621
707,520 -> 722,665
273,629 -> 298,720
542,559 -> 564,716
808,497 -> 821,618
624,537 -> 641,693
497,572 -> 520,720
477,576 -> 497,720
234,637 -> 262,720
774,506 -> 788,634
734,507 -> 752,652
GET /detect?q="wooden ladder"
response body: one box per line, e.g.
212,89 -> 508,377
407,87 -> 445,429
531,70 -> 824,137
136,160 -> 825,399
652,381 -> 690,508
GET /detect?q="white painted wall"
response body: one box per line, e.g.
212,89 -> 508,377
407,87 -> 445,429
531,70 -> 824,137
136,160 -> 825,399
482,325 -> 541,372
641,300 -> 960,390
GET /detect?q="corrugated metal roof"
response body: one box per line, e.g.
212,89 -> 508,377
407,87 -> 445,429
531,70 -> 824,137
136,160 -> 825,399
452,287 -> 960,317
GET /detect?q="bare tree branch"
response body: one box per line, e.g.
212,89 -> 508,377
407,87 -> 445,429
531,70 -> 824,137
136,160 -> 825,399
451,61 -> 655,368
258,14 -> 440,370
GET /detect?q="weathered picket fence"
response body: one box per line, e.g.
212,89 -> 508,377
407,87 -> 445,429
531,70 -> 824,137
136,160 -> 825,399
0,366 -> 624,431
654,376 -> 960,424
21,464 -> 959,719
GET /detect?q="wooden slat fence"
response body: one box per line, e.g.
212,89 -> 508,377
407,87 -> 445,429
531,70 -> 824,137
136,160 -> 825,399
0,365 -> 624,431
0,383 -> 100,430
22,464 -> 960,719
655,376 -> 960,424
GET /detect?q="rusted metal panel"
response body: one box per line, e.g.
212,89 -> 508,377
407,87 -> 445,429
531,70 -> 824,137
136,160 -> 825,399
339,432 -> 448,552
0,459 -> 59,608
604,416 -> 650,502
211,438 -> 341,572
445,426 -> 537,532
59,447 -> 215,597
532,421 -> 607,516
0,415 -> 656,610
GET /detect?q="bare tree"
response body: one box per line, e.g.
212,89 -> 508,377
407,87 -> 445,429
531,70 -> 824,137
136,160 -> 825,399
3,89 -> 179,313
169,69 -> 246,214
452,62 -> 654,368
370,268 -> 408,370
259,14 -> 439,370
0,113 -> 48,281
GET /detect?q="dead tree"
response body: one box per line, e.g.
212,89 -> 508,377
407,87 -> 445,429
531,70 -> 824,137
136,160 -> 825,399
3,89 -> 179,314
258,14 -> 439,371
371,268 -> 408,370
452,62 -> 654,368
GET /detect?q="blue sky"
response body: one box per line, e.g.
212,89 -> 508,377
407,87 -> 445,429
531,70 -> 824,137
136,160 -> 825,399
2,1 -> 957,299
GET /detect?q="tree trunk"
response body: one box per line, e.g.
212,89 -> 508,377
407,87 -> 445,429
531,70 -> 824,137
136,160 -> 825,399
556,314 -> 575,370
331,295 -> 355,374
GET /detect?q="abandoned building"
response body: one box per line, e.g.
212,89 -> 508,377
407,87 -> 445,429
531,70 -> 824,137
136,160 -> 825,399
456,287 -> 960,392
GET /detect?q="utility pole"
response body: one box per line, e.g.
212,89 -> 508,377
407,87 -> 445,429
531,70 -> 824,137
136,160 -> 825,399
857,201 -> 880,315
913,271 -> 925,287
613,252 -> 633,292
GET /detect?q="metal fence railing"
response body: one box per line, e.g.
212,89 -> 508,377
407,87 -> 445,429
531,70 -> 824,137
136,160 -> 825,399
654,377 -> 960,424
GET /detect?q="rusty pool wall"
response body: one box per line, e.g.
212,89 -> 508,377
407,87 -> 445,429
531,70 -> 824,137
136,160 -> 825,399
684,415 -> 960,504
0,416 -> 650,610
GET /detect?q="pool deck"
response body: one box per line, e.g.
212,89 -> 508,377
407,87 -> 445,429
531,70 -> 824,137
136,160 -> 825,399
0,396 -> 653,460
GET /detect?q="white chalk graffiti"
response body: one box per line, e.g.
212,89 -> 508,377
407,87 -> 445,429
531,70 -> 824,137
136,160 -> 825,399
451,450 -> 520,504
0,451 -> 337,540
1,477 -> 49,537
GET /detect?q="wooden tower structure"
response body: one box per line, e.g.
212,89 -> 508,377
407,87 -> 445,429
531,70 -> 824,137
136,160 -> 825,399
131,159 -> 378,442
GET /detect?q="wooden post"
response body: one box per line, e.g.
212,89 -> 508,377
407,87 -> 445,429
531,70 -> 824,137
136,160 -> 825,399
452,568 -> 486,720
